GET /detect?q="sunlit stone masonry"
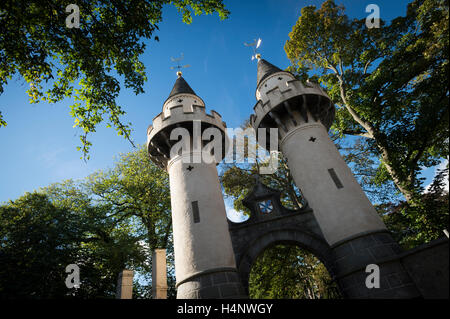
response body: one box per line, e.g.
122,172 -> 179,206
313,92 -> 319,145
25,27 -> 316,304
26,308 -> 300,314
152,249 -> 168,299
147,72 -> 246,299
249,55 -> 422,298
116,270 -> 134,299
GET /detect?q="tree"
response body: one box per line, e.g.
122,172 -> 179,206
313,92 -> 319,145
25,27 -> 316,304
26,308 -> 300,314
0,0 -> 229,159
249,245 -> 340,299
335,134 -> 401,204
84,145 -> 175,297
0,145 -> 174,298
85,146 -> 172,253
43,145 -> 175,297
380,164 -> 449,249
0,192 -> 145,298
285,0 -> 449,201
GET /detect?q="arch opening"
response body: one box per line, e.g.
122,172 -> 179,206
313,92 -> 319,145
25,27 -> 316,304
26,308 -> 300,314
248,242 -> 341,299
234,229 -> 342,299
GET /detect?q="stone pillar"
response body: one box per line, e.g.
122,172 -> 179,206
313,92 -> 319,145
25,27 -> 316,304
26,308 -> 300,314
116,269 -> 134,299
168,152 -> 245,298
280,121 -> 420,298
250,57 -> 421,298
152,249 -> 168,299
147,75 -> 246,299
280,122 -> 386,244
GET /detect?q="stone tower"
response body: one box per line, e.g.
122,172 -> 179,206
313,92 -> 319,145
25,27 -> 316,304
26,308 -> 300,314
250,56 -> 421,298
147,73 -> 246,299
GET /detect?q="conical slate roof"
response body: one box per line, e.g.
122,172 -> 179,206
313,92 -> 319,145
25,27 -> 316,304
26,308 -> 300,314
167,76 -> 196,99
257,58 -> 283,86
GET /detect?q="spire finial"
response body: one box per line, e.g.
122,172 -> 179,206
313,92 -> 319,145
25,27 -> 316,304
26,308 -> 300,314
244,38 -> 262,61
256,58 -> 284,87
170,53 -> 191,77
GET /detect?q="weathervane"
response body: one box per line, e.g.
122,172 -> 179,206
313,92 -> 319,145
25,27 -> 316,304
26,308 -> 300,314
244,38 -> 262,61
170,53 -> 191,77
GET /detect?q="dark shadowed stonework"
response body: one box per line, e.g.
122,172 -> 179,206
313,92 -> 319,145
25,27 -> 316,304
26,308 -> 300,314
227,179 -> 448,299
331,231 -> 421,298
256,59 -> 283,86
228,179 -> 337,294
400,238 -> 449,299
166,76 -> 196,101
176,268 -> 247,299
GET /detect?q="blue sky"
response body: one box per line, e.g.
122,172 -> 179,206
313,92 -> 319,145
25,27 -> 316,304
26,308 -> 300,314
1,0 -> 441,209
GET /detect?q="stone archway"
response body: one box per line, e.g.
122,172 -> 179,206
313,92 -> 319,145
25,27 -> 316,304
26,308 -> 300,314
237,229 -> 336,294
227,179 -> 339,295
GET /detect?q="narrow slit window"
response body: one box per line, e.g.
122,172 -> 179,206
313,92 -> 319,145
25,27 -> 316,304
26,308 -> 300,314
192,201 -> 200,223
328,168 -> 343,189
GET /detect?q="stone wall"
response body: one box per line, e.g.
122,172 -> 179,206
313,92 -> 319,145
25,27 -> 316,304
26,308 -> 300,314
331,231 -> 420,298
400,237 -> 449,299
227,180 -> 448,299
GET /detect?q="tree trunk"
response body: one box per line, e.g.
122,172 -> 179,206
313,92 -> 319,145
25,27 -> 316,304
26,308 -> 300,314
379,148 -> 415,202
337,78 -> 417,202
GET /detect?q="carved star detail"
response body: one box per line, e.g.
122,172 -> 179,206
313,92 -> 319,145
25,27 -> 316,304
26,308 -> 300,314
186,165 -> 194,171
177,99 -> 183,103
309,137 -> 316,142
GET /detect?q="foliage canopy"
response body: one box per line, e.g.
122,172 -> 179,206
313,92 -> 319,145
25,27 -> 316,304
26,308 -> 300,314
0,0 -> 229,159
285,0 -> 449,201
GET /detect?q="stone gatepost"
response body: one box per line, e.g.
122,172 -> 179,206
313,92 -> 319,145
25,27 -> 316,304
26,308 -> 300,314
146,73 -> 246,299
152,249 -> 168,299
249,55 -> 421,299
116,269 -> 134,299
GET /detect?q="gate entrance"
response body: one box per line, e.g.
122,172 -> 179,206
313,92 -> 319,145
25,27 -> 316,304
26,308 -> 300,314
227,178 -> 339,296
248,243 -> 341,298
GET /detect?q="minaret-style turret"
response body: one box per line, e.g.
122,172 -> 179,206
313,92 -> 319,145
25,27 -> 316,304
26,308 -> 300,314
250,56 -> 420,298
147,73 -> 246,299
